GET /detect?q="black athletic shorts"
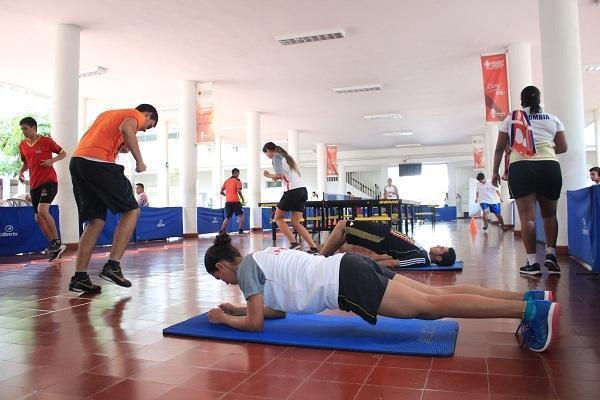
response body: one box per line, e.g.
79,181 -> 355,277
70,157 -> 138,222
345,220 -> 390,254
225,201 -> 244,218
30,182 -> 58,214
277,187 -> 308,212
337,253 -> 396,325
508,160 -> 562,200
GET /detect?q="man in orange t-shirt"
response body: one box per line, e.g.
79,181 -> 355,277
17,117 -> 67,261
220,168 -> 245,234
68,104 -> 158,294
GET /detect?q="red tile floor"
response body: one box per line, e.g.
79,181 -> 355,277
0,221 -> 599,400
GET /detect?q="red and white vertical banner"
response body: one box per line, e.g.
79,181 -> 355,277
196,81 -> 215,143
326,144 -> 338,176
472,135 -> 485,170
480,53 -> 509,122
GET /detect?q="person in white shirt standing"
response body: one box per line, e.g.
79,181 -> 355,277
493,86 -> 567,277
475,172 -> 505,230
262,142 -> 319,253
383,178 -> 399,199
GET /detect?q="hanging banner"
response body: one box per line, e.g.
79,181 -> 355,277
326,144 -> 338,176
480,53 -> 509,122
472,135 -> 485,170
196,82 -> 215,143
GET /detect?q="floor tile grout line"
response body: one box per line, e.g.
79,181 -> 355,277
283,349 -> 335,400
350,353 -> 382,400
486,355 -> 491,400
418,357 -> 433,400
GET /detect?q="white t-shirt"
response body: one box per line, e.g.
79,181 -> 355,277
272,154 -> 303,191
499,107 -> 564,163
384,184 -> 399,199
477,180 -> 499,204
240,247 -> 343,314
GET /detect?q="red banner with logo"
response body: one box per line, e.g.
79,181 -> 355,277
472,135 -> 485,170
326,145 -> 338,176
196,82 -> 215,143
480,53 -> 509,122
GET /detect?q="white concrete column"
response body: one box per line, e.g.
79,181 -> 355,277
539,0 -> 587,246
507,43 -> 533,110
180,80 -> 198,235
246,111 -> 261,229
78,96 -> 87,139
337,164 -> 346,195
484,123 -> 498,179
287,130 -> 299,167
595,109 -> 600,167
316,143 -> 327,196
157,121 -> 169,206
211,133 -> 223,208
2,176 -> 10,199
52,24 -> 80,244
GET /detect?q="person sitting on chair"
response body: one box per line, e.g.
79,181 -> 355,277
319,220 -> 456,268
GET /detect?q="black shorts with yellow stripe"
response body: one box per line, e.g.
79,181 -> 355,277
337,253 -> 395,325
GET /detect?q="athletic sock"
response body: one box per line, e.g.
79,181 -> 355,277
527,253 -> 537,266
546,247 -> 556,256
107,259 -> 121,271
74,271 -> 89,280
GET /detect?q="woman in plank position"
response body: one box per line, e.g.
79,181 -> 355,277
204,233 -> 559,352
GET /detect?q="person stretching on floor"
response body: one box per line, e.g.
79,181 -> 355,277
320,219 -> 456,268
204,232 -> 559,352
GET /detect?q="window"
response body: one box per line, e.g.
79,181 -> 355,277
388,163 -> 448,205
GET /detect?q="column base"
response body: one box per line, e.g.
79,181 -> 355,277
65,243 -> 79,251
183,233 -> 198,239
251,227 -> 263,232
556,246 -> 568,256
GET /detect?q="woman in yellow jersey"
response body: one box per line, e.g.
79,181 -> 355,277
492,86 -> 567,277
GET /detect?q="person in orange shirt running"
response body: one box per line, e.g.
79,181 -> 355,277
68,104 -> 158,294
220,168 -> 245,234
17,117 -> 67,261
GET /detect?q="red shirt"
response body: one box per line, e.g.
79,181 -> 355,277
19,136 -> 63,189
222,177 -> 242,202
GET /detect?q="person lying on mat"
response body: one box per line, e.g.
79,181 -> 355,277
319,219 -> 456,268
204,232 -> 559,352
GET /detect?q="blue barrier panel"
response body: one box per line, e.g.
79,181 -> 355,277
95,210 -> 121,246
590,185 -> 600,273
225,207 -> 250,232
0,205 -> 59,256
136,207 -> 183,241
567,187 -> 594,268
262,207 -> 273,229
198,207 -> 224,234
435,206 -> 456,221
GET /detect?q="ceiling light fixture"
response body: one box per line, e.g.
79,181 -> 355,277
395,144 -> 422,148
79,66 -> 108,78
276,28 -> 345,46
383,131 -> 413,137
583,64 -> 600,72
333,84 -> 383,94
364,113 -> 402,120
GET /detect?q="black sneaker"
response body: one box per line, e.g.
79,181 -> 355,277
307,247 -> 319,255
238,229 -> 245,234
520,262 -> 542,276
289,242 -> 301,250
48,244 -> 67,261
483,224 -> 488,231
544,254 -> 561,276
99,264 -> 132,288
69,275 -> 102,294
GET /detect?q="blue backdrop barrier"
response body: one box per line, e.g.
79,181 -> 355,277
136,207 -> 183,241
435,206 -> 456,222
0,205 -> 59,256
567,186 -> 596,271
198,207 -> 225,234
262,207 -> 273,230
225,207 -> 250,232
94,210 -> 121,246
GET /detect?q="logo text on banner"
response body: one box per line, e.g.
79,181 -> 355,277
196,82 -> 215,143
480,53 -> 509,122
472,135 -> 485,170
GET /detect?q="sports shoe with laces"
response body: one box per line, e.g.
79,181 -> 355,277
238,229 -> 245,234
289,242 -> 301,250
99,264 -> 132,288
517,300 -> 560,352
520,262 -> 542,276
544,254 -> 561,276
48,243 -> 66,262
69,274 -> 102,294
306,247 -> 319,255
524,290 -> 554,302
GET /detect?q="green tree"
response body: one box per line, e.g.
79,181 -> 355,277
0,114 -> 51,176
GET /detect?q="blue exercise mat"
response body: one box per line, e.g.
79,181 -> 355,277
163,313 -> 459,356
393,260 -> 463,272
